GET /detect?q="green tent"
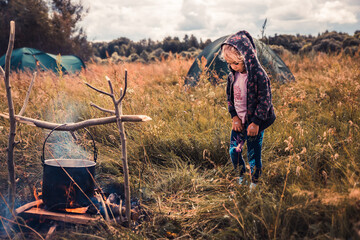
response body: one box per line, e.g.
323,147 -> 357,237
0,47 -> 85,74
185,35 -> 295,85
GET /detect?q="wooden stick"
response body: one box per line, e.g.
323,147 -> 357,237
4,20 -> 16,209
18,71 -> 37,116
15,200 -> 43,215
113,71 -> 131,227
117,70 -> 127,105
0,113 -> 152,131
0,66 -> 4,77
85,82 -> 112,97
45,223 -> 57,240
90,103 -> 115,114
105,76 -> 114,95
24,208 -> 100,225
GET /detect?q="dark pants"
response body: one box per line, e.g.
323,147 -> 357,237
229,128 -> 264,183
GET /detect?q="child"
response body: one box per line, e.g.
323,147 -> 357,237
220,30 -> 276,189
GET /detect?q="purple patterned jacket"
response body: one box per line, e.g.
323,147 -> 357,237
223,30 -> 276,132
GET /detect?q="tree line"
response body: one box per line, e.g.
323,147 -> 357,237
93,35 -> 211,59
262,30 -> 360,55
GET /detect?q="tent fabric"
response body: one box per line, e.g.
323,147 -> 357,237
185,35 -> 295,85
0,47 -> 85,74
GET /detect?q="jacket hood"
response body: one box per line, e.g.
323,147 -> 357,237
221,30 -> 264,78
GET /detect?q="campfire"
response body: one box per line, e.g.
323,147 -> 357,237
11,129 -> 147,237
14,185 -> 147,238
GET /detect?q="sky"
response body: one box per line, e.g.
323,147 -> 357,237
79,0 -> 360,42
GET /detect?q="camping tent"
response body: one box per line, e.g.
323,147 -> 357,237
185,35 -> 295,85
0,47 -> 85,74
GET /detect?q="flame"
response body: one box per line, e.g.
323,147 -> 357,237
64,183 -> 76,208
33,186 -> 42,208
64,206 -> 89,214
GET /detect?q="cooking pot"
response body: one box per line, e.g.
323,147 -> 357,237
41,127 -> 97,210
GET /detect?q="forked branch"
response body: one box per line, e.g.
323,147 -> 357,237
86,71 -> 132,227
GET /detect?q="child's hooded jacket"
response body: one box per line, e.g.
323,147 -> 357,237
222,30 -> 276,132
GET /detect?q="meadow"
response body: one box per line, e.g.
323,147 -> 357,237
0,51 -> 359,239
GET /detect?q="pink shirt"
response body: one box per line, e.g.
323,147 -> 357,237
233,72 -> 248,124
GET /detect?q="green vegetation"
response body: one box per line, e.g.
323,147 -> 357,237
264,30 -> 360,55
0,51 -> 360,239
0,0 -> 91,60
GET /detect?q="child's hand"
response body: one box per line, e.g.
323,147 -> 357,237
232,116 -> 243,132
247,123 -> 259,136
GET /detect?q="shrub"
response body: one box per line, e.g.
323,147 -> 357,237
342,37 -> 360,48
140,50 -> 149,62
313,39 -> 342,53
151,48 -> 164,58
129,53 -> 140,62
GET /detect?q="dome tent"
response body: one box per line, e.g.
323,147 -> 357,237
185,35 -> 295,85
0,47 -> 85,74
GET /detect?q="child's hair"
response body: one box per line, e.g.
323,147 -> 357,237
220,44 -> 244,64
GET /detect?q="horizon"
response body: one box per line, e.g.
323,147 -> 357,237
88,28 -> 359,44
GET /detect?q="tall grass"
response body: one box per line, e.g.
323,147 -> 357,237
0,52 -> 359,239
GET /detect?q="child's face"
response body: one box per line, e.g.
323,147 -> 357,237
225,57 -> 246,73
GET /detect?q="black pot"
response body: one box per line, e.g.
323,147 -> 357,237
41,127 -> 97,210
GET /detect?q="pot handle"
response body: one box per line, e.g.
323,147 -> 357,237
41,125 -> 98,165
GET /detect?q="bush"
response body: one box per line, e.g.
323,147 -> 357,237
299,43 -> 313,54
270,45 -> 285,55
140,50 -> 149,62
342,37 -> 360,48
313,39 -> 342,53
151,48 -> 164,58
111,52 -> 124,63
129,53 -> 140,62
344,46 -> 359,56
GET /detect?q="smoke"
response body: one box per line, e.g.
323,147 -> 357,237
43,95 -> 94,161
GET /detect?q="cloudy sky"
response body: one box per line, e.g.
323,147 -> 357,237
79,0 -> 360,42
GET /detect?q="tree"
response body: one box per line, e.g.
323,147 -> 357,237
189,34 -> 199,49
0,0 -> 92,60
0,0 -> 52,54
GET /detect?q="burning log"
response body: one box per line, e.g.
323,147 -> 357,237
24,207 -> 101,225
15,200 -> 43,215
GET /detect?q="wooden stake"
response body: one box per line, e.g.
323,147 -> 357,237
3,20 -> 16,209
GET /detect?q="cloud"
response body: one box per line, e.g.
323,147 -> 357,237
315,1 -> 357,24
78,0 -> 360,42
177,0 -> 211,31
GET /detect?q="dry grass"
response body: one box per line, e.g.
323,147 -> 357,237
0,52 -> 360,239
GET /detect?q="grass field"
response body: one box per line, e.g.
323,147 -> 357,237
0,52 -> 360,239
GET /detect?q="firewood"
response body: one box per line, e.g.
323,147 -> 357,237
24,207 -> 100,225
45,223 -> 57,240
15,200 -> 43,215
